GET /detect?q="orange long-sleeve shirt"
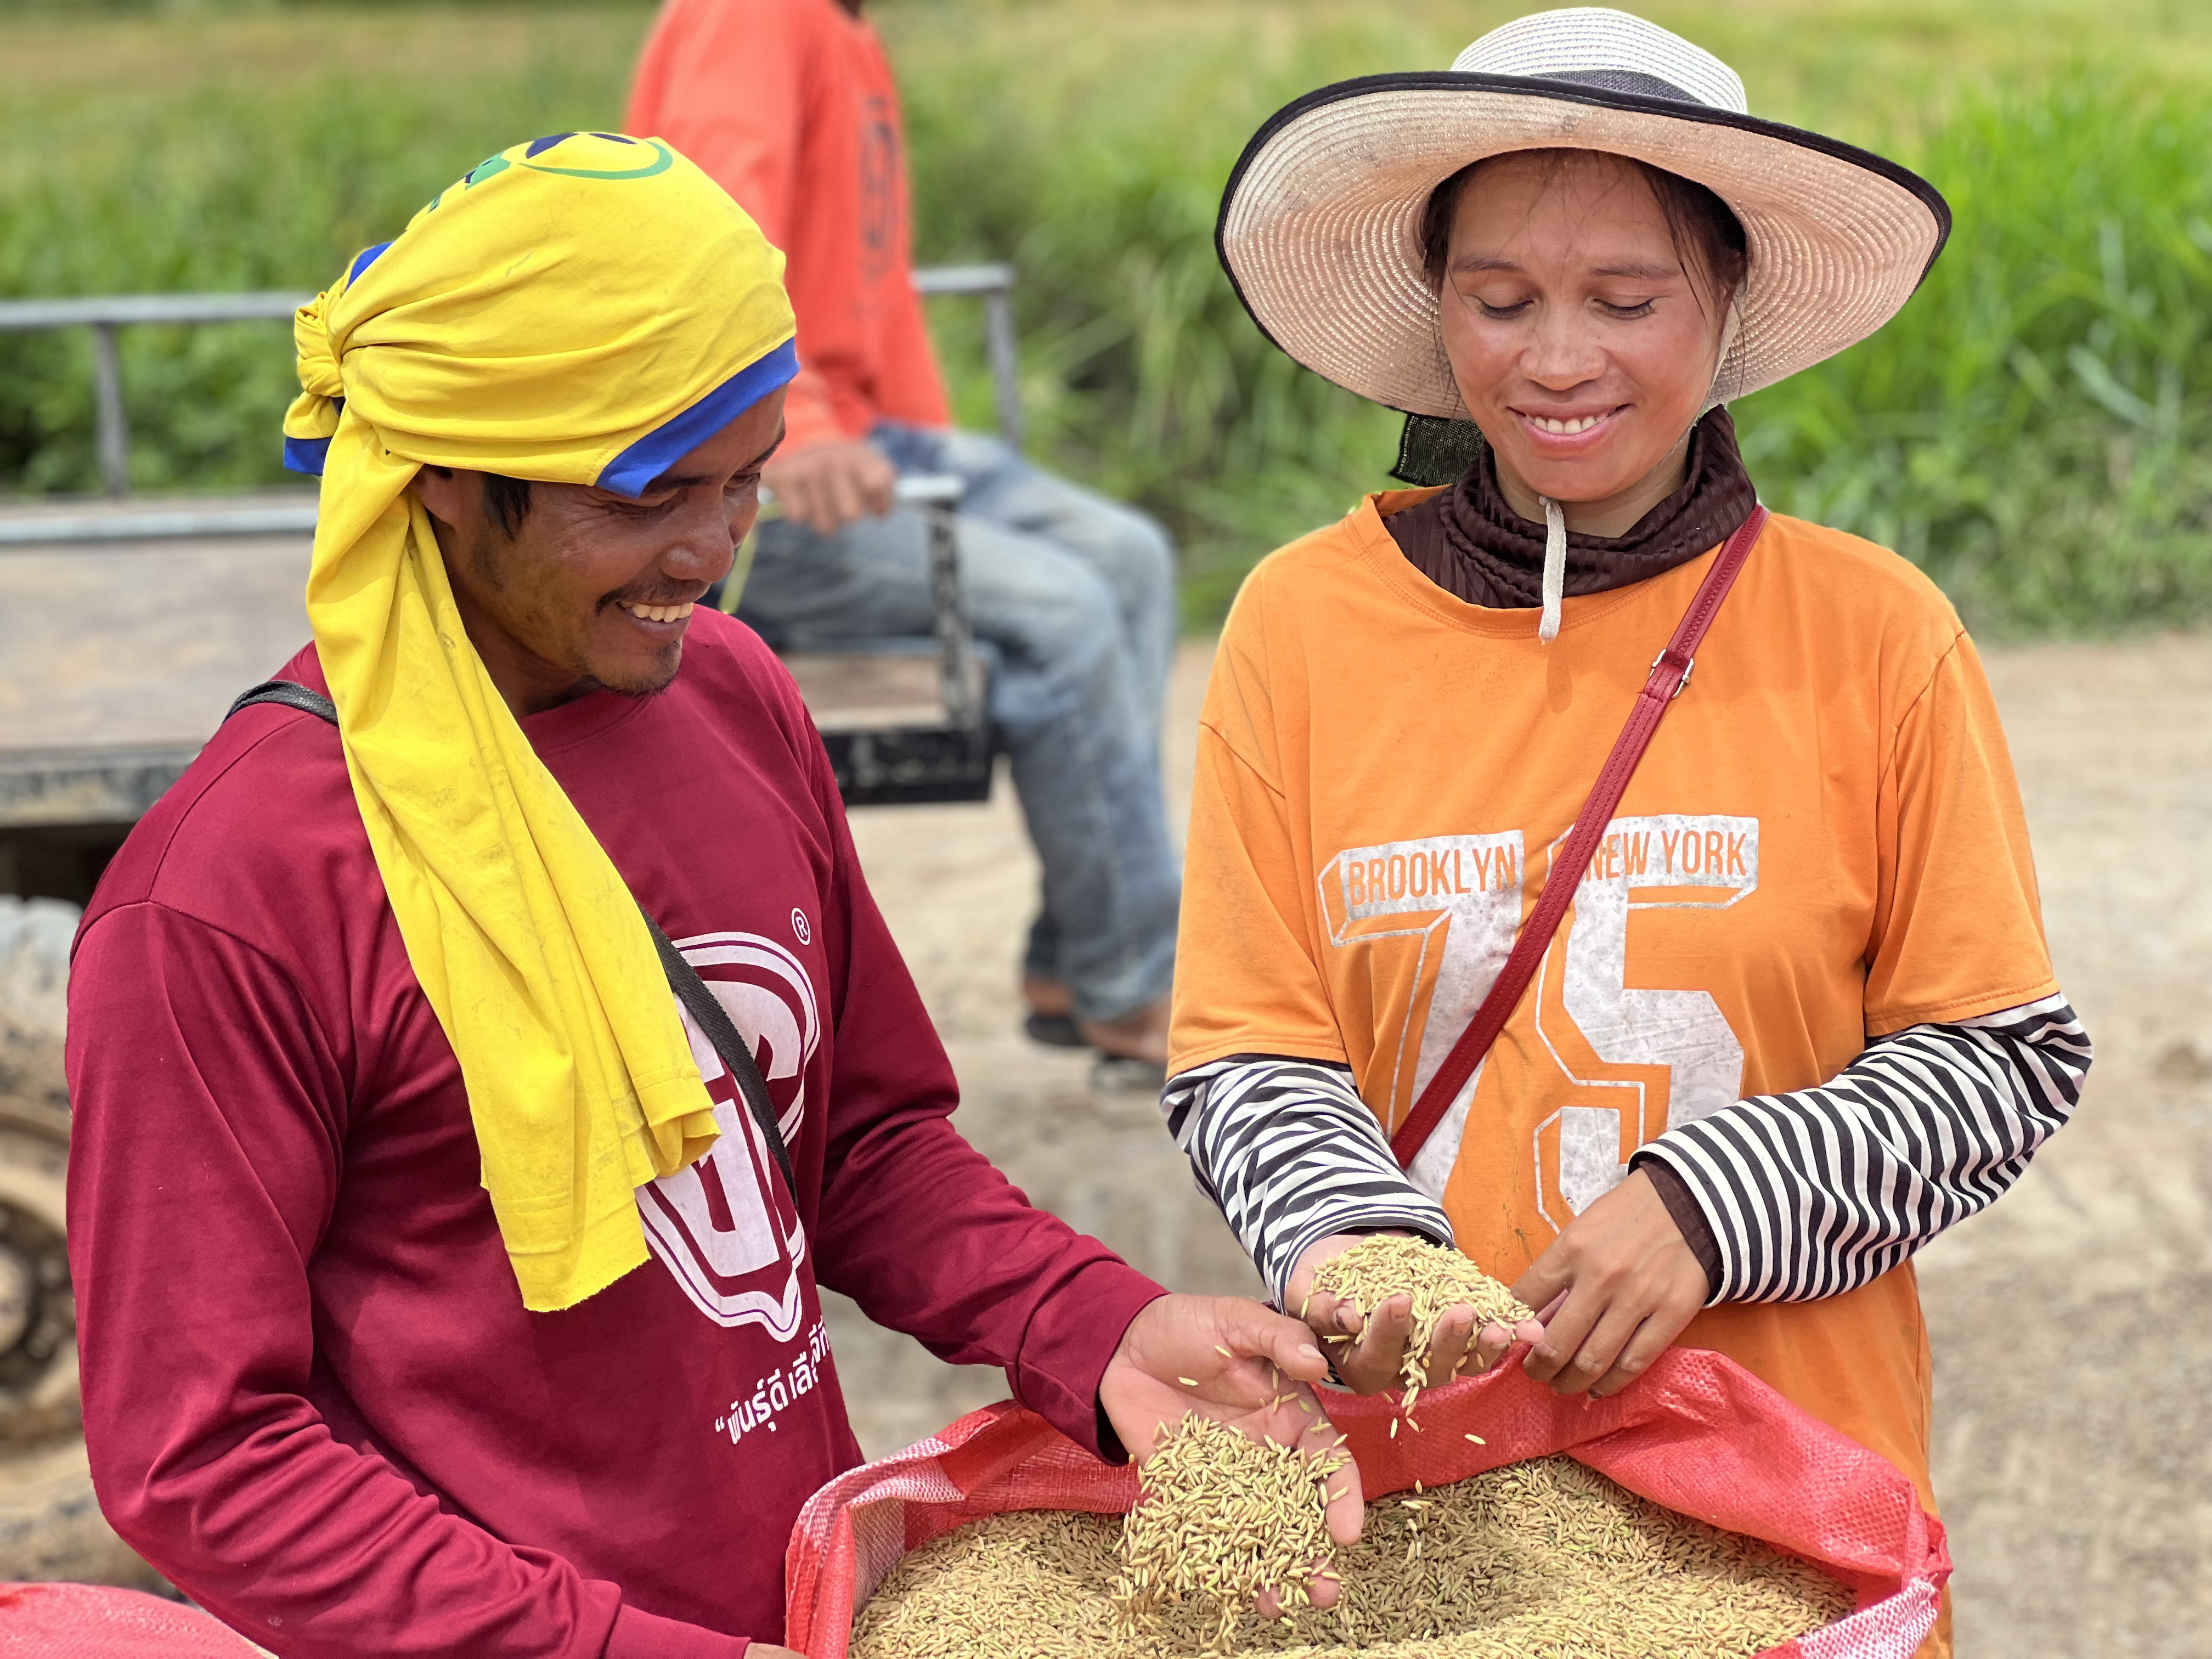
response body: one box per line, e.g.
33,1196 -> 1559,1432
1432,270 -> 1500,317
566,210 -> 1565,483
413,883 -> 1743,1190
627,0 -> 951,454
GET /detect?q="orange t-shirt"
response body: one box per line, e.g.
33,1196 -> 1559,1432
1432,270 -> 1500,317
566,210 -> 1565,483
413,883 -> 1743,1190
1172,493 -> 2057,1531
626,0 -> 951,454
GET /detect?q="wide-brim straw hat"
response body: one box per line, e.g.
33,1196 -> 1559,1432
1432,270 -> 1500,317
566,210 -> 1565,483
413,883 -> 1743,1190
1216,7 -> 1951,419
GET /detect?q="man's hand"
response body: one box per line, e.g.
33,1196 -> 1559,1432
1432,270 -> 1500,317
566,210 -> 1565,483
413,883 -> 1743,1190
1099,1295 -> 1363,1613
1510,1169 -> 1708,1398
1285,1233 -> 1542,1395
762,439 -> 895,535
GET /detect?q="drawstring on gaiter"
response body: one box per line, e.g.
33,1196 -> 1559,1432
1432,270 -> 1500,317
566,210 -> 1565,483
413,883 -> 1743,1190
1538,494 -> 1566,642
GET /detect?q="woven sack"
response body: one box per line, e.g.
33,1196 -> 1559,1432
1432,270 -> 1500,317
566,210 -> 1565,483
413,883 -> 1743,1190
0,1583 -> 268,1655
785,1344 -> 1948,1659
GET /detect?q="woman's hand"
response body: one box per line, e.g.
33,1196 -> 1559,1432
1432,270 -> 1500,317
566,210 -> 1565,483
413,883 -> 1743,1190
1098,1294 -> 1364,1612
1511,1169 -> 1708,1398
1284,1233 -> 1541,1395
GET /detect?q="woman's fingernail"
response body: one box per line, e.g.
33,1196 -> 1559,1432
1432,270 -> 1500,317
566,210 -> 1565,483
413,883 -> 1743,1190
1297,1344 -> 1322,1361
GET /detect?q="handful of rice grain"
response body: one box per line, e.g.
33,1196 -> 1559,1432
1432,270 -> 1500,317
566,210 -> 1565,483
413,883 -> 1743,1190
1116,1412 -> 1351,1650
1308,1235 -> 1534,1410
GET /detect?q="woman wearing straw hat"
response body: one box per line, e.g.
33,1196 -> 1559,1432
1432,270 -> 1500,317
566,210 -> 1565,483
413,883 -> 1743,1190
1167,12 -> 2090,1649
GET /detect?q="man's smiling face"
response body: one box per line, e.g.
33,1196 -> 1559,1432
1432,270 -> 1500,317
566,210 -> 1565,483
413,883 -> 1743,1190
415,386 -> 787,714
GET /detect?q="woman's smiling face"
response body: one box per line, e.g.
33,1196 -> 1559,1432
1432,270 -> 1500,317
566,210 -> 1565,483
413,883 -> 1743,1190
1436,150 -> 1733,522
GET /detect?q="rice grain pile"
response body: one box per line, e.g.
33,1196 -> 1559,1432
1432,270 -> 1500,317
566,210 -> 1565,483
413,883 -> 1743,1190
1308,1236 -> 1535,1409
1115,1413 -> 1352,1648
848,1454 -> 1853,1659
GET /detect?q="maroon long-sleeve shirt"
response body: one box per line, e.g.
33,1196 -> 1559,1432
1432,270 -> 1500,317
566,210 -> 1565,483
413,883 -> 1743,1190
64,610 -> 1163,1656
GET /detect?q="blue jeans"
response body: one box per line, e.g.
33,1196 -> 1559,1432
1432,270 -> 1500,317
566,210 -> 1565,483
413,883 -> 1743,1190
738,424 -> 1181,1022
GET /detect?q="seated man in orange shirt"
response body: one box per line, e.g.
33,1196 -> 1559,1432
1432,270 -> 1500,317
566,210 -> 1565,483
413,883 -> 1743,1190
628,0 -> 1180,1071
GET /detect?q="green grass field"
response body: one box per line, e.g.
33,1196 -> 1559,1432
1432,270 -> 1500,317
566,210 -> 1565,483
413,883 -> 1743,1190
6,0 -> 2212,632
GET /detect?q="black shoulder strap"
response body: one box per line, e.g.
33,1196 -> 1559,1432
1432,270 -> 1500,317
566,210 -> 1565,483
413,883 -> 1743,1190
637,911 -> 799,1199
228,679 -> 340,724
220,679 -> 799,1199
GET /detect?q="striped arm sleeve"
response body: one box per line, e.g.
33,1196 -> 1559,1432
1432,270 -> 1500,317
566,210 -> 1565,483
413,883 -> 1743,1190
1163,1054 -> 1453,1305
1635,994 -> 2092,1305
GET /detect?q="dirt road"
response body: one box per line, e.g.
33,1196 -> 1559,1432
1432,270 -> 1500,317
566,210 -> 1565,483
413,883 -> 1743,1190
833,631 -> 2212,1659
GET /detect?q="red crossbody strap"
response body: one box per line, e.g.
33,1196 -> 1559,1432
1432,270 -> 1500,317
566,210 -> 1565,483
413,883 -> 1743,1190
1389,505 -> 1769,1169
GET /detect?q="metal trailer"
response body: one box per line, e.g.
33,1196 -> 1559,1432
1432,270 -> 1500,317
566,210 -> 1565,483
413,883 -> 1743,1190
0,265 -> 1018,903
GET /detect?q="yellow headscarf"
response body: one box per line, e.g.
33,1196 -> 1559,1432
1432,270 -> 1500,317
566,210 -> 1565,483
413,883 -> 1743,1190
281,133 -> 799,1312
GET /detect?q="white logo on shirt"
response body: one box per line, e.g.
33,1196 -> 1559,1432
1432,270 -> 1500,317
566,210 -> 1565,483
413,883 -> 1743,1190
1534,814 -> 1756,1231
1318,833 -> 1526,1199
637,931 -> 821,1337
1323,816 -> 1757,1229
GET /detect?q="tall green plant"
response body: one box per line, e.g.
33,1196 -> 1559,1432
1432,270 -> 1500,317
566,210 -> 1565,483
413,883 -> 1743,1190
1736,80 -> 2212,631
4,4 -> 2209,635
899,12 -> 1418,620
0,14 -> 638,491
910,59 -> 2212,633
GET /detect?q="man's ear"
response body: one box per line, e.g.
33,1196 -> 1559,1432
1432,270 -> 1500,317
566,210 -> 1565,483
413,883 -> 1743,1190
413,464 -> 473,532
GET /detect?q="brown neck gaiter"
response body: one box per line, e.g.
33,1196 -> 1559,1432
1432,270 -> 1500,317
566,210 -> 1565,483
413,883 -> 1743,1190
1383,406 -> 1758,610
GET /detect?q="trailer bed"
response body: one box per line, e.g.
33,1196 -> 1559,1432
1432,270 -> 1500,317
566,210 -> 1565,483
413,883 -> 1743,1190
0,499 -> 315,864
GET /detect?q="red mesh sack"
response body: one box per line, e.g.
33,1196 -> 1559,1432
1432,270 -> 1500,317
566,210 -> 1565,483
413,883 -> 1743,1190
0,1583 -> 267,1656
786,1345 -> 1948,1659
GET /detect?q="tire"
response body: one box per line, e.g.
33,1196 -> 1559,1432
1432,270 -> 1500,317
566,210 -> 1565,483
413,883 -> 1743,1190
0,898 -> 157,1589
0,1104 -> 76,1447
0,896 -> 83,1449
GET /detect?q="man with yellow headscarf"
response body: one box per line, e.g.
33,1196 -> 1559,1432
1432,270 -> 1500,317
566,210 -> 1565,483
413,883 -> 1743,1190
63,134 -> 1360,1656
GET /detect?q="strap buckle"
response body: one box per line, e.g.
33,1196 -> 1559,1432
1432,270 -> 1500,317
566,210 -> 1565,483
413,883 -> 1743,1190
1651,649 -> 1695,697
